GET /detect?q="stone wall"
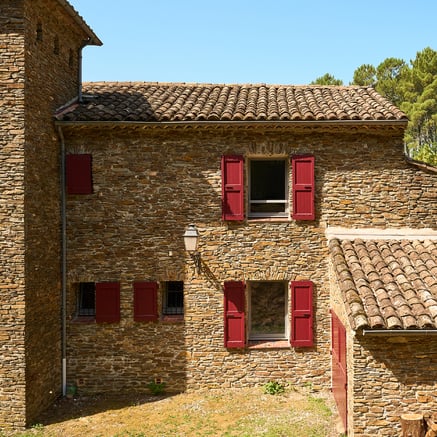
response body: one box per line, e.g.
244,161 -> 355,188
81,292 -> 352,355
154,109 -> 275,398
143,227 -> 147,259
23,0 -> 90,425
0,0 -> 91,430
352,335 -> 437,436
61,123 -> 434,397
0,0 -> 27,429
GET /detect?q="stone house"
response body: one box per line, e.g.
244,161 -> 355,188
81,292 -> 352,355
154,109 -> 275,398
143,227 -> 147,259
1,1 -> 437,436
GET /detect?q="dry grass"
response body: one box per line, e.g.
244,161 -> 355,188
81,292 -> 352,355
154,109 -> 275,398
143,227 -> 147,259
10,386 -> 341,437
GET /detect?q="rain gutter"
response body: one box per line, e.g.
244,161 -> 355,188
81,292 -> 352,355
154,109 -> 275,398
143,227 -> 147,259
54,119 -> 409,128
362,329 -> 437,336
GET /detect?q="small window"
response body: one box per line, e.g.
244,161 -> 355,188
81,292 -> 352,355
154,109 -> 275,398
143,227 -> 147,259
54,36 -> 59,55
249,281 -> 288,340
249,159 -> 288,217
163,281 -> 184,315
36,23 -> 43,42
77,282 -> 95,316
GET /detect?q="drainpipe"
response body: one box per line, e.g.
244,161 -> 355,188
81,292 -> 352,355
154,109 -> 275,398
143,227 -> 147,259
78,39 -> 90,103
57,125 -> 67,396
362,329 -> 437,336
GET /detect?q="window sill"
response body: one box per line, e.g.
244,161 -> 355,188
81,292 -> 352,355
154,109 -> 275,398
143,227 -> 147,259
70,316 -> 95,324
248,340 -> 290,349
247,217 -> 290,223
161,315 -> 184,324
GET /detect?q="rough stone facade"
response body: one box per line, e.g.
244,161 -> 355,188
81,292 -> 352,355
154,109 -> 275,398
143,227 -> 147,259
0,0 -> 95,430
60,124 -> 434,397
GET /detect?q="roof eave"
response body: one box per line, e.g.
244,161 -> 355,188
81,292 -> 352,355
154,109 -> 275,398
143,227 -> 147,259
54,119 -> 409,129
56,0 -> 103,46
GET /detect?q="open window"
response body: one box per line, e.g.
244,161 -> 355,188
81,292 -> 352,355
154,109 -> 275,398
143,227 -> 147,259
249,159 -> 288,218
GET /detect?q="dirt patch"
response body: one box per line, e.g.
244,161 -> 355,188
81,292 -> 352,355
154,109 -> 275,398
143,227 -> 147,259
14,387 -> 342,436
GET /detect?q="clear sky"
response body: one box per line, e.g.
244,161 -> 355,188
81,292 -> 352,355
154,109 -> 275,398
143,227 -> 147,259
69,0 -> 437,86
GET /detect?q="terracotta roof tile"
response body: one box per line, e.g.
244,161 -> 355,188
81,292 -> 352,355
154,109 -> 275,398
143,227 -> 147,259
56,82 -> 408,123
329,239 -> 437,331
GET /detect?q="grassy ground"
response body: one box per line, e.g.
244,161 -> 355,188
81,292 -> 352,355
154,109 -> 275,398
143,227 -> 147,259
8,385 -> 342,437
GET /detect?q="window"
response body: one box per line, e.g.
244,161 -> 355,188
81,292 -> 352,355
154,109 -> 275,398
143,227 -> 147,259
163,281 -> 184,315
78,282 -> 95,316
76,281 -> 120,323
249,159 -> 288,217
249,281 -> 288,340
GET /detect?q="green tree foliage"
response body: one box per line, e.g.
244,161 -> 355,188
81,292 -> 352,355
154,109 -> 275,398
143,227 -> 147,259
352,64 -> 377,87
350,48 -> 437,166
310,73 -> 343,86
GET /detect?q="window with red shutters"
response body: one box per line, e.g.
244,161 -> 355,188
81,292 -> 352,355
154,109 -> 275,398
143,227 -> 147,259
221,155 -> 244,220
95,282 -> 120,323
292,155 -> 315,220
133,281 -> 158,322
224,281 -> 245,348
66,154 -> 93,194
290,280 -> 314,347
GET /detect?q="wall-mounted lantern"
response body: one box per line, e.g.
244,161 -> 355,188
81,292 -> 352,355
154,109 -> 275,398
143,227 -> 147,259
183,224 -> 201,274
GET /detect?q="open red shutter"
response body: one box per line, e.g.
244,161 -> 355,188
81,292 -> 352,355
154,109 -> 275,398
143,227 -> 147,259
292,155 -> 315,220
224,281 -> 245,348
95,282 -> 120,323
291,280 -> 313,347
133,281 -> 158,322
221,155 -> 244,220
66,154 -> 93,194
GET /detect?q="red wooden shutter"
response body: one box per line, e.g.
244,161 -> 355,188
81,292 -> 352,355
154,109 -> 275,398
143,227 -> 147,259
291,280 -> 313,347
95,282 -> 120,323
292,155 -> 315,220
66,154 -> 93,194
224,281 -> 245,348
133,281 -> 158,322
221,155 -> 244,220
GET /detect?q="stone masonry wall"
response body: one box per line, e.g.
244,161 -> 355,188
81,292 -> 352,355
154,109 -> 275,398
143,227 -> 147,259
0,0 -> 27,430
60,123 -> 435,398
352,335 -> 437,437
22,0 -> 89,426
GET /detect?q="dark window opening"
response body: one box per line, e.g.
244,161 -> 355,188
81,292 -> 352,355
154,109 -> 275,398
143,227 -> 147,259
36,23 -> 43,42
54,36 -> 59,55
163,281 -> 184,315
78,282 -> 95,316
249,159 -> 287,216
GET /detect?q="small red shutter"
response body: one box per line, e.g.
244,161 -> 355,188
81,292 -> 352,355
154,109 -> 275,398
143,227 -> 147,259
95,282 -> 120,323
221,155 -> 244,220
292,155 -> 315,220
291,280 -> 313,347
133,281 -> 158,322
224,281 -> 245,348
66,154 -> 93,194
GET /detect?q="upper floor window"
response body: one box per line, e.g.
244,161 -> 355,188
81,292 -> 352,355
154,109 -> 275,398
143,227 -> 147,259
249,159 -> 288,218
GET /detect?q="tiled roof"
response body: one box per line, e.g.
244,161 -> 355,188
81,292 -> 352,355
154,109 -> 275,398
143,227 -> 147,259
56,82 -> 408,123
329,238 -> 437,331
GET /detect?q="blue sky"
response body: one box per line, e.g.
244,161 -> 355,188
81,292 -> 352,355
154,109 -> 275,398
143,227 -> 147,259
69,0 -> 437,85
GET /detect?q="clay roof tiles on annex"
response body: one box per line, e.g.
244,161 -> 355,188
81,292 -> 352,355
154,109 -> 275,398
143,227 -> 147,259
56,82 -> 408,123
329,238 -> 437,331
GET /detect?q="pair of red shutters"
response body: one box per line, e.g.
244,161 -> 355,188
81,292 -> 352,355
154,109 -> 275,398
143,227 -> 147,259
224,280 -> 314,348
96,281 -> 313,349
66,154 -> 316,222
94,282 -> 158,323
222,154 -> 315,221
